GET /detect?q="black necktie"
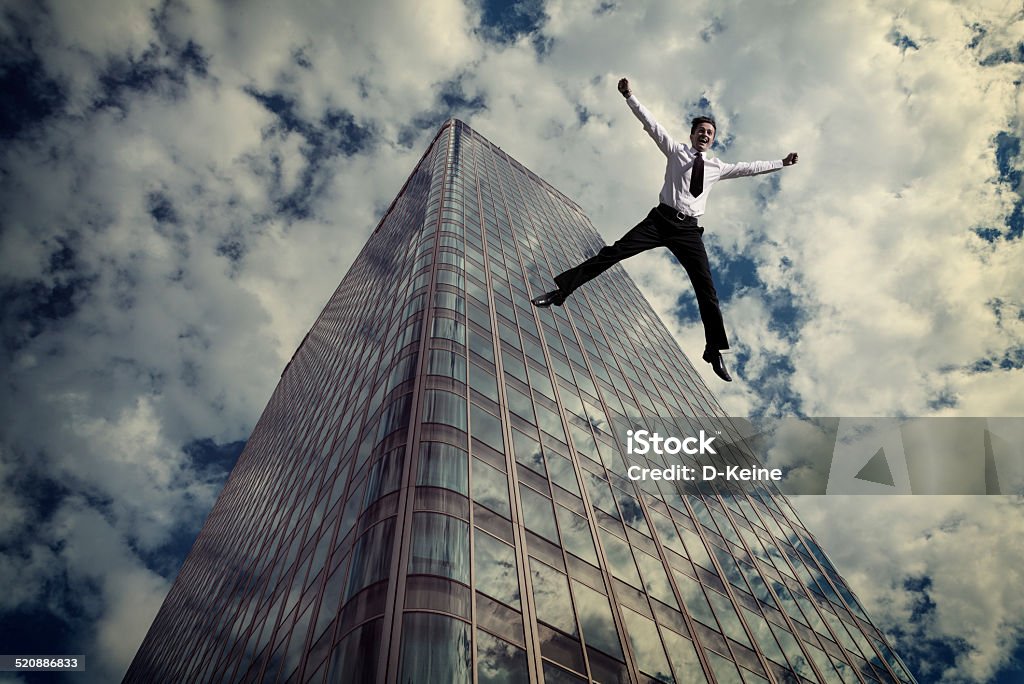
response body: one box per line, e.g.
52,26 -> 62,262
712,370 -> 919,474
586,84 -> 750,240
690,152 -> 704,197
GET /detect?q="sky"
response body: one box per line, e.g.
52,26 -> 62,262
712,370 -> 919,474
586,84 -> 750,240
0,0 -> 1021,682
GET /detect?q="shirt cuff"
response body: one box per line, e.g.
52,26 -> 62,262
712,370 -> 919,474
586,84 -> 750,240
626,94 -> 639,106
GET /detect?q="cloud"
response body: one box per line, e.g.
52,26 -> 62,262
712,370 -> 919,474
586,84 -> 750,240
792,495 -> 1024,684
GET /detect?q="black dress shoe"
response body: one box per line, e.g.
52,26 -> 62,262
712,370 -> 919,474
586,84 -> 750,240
702,349 -> 732,382
531,289 -> 566,308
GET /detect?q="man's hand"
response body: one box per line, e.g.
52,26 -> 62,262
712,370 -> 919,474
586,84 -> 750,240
617,77 -> 631,98
782,152 -> 799,166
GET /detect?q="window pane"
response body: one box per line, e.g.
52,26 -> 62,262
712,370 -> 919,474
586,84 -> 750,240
570,579 -> 623,659
519,485 -> 558,541
673,571 -> 717,629
542,661 -> 587,683
399,613 -> 471,684
530,559 -> 577,635
409,513 -> 470,584
741,607 -> 785,664
473,459 -> 511,517
770,623 -> 816,681
660,629 -> 708,684
506,386 -> 536,424
364,447 -> 404,507
377,394 -> 412,441
428,349 -> 467,382
470,330 -> 495,362
706,589 -> 752,648
476,629 -> 528,684
554,506 -> 597,565
470,364 -> 500,402
535,403 -> 565,442
680,527 -> 714,570
634,551 -> 679,610
423,389 -> 467,431
545,451 -> 581,496
417,442 -> 469,495
705,650 -> 743,684
620,608 -> 673,682
326,619 -> 381,683
472,404 -> 505,452
512,429 -> 545,474
597,528 -> 641,587
345,518 -> 396,599
582,472 -> 617,517
434,291 -> 466,314
650,512 -> 686,557
474,531 -> 520,608
432,316 -> 466,343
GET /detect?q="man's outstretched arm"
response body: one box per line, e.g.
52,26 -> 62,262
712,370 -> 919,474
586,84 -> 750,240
618,77 -> 676,157
720,151 -> 799,179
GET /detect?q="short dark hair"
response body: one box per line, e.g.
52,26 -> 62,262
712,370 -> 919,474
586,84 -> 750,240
690,116 -> 717,135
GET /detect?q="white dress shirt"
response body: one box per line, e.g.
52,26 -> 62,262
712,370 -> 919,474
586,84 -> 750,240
626,95 -> 783,217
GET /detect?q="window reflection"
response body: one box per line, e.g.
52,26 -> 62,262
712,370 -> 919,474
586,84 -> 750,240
476,629 -> 528,684
469,330 -> 495,362
432,317 -> 466,343
583,473 -> 617,518
326,619 -> 381,683
620,608 -> 673,683
507,387 -> 536,425
596,527 -> 641,587
770,623 -> 816,681
511,429 -> 544,475
471,404 -> 505,452
570,579 -> 623,659
422,389 -> 467,431
634,551 -> 678,609
534,402 -> 565,442
705,650 -> 743,684
428,349 -> 467,382
519,485 -> 558,542
554,506 -> 597,565
542,662 -> 587,683
408,512 -> 470,584
673,571 -> 717,629
705,589 -> 752,648
469,364 -> 500,403
399,612 -> 471,684
530,559 -> 577,636
680,527 -> 715,571
417,441 -> 469,495
660,628 -> 708,684
364,447 -> 404,507
545,452 -> 580,495
740,607 -> 786,664
473,459 -> 511,517
474,531 -> 520,608
345,518 -> 396,600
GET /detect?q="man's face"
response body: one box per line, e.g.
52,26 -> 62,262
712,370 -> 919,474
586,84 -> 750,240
689,123 -> 715,152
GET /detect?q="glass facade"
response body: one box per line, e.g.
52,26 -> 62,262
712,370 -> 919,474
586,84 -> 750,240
125,120 -> 916,684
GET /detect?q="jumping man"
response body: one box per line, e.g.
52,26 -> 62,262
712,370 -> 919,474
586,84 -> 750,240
531,77 -> 798,382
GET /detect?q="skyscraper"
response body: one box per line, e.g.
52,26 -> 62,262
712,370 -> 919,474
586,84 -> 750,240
126,120 -> 916,684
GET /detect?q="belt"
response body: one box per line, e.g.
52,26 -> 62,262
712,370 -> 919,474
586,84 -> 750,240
657,203 -> 699,224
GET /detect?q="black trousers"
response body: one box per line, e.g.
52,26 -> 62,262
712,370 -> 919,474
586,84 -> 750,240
554,204 -> 729,351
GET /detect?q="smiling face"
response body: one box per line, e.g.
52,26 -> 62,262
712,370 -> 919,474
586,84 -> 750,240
689,121 -> 715,153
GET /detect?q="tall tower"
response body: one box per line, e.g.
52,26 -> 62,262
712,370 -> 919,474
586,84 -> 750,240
126,121 -> 916,684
